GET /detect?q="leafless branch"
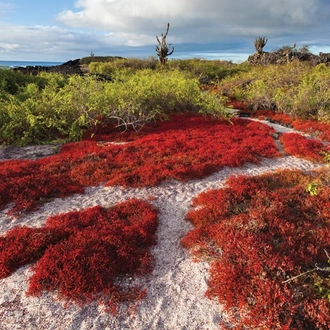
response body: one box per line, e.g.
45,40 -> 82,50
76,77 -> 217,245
282,250 -> 330,284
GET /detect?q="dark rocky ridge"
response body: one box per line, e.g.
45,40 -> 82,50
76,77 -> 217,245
13,59 -> 89,75
248,49 -> 330,66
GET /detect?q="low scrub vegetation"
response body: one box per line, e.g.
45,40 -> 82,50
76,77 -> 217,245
80,55 -> 126,65
182,169 -> 330,329
88,57 -> 249,80
88,56 -> 159,73
5,58 -> 330,147
219,61 -> 330,122
0,199 -> 158,313
0,68 -> 231,146
0,67 -> 49,95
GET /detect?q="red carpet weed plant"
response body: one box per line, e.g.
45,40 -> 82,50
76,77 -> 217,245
253,110 -> 330,142
0,114 -> 280,216
0,199 -> 158,312
182,169 -> 330,329
280,132 -> 330,162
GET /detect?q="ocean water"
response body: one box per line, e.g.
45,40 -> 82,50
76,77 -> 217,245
0,60 -> 63,68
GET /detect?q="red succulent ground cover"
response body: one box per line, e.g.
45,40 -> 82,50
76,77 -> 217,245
181,169 -> 330,329
280,132 -> 330,162
226,99 -> 247,110
0,198 -> 158,312
253,110 -> 330,141
0,114 -> 280,216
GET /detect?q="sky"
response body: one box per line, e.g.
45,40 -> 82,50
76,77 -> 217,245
1,0 -> 330,63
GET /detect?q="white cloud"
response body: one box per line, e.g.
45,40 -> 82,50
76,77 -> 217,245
0,42 -> 20,51
58,0 -> 322,35
0,22 -> 162,61
0,23 -> 105,60
57,0 -> 328,46
1,0 -> 330,61
59,0 -> 186,30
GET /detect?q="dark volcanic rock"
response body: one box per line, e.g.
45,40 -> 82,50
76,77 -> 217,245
319,52 -> 330,64
13,59 -> 89,75
0,144 -> 62,160
248,49 -> 320,66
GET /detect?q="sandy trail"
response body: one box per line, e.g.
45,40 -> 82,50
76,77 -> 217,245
0,152 -> 322,330
1,116 -> 327,329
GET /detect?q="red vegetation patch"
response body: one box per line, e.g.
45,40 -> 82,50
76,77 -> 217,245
0,227 -> 68,279
181,169 -> 330,329
292,118 -> 330,141
226,99 -> 248,110
0,199 -> 158,312
280,132 -> 329,162
253,110 -> 330,141
0,114 -> 280,216
272,112 -> 293,125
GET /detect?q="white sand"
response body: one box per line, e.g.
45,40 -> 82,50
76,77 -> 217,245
0,121 -> 325,330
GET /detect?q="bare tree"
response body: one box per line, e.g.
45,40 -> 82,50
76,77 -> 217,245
254,36 -> 268,54
155,23 -> 174,65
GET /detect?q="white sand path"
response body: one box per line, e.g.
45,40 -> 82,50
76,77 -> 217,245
0,118 -> 326,330
0,154 -> 322,330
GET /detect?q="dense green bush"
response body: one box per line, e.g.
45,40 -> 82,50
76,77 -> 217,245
167,58 -> 251,81
88,57 -> 159,75
0,73 -> 79,145
274,64 -> 330,120
0,69 -> 230,146
219,62 -> 308,106
219,61 -> 330,121
0,68 -> 49,95
80,55 -> 125,65
103,68 -> 229,118
88,57 -> 250,81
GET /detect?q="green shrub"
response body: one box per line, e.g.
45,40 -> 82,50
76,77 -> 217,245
88,57 -> 159,75
80,56 -> 125,65
281,64 -> 330,119
219,61 -> 330,120
0,68 -> 48,95
166,59 -> 250,81
0,74 -> 107,145
88,58 -> 250,82
100,69 -> 231,130
0,69 -> 230,145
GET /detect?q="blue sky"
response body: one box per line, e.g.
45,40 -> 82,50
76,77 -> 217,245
1,0 -> 330,62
